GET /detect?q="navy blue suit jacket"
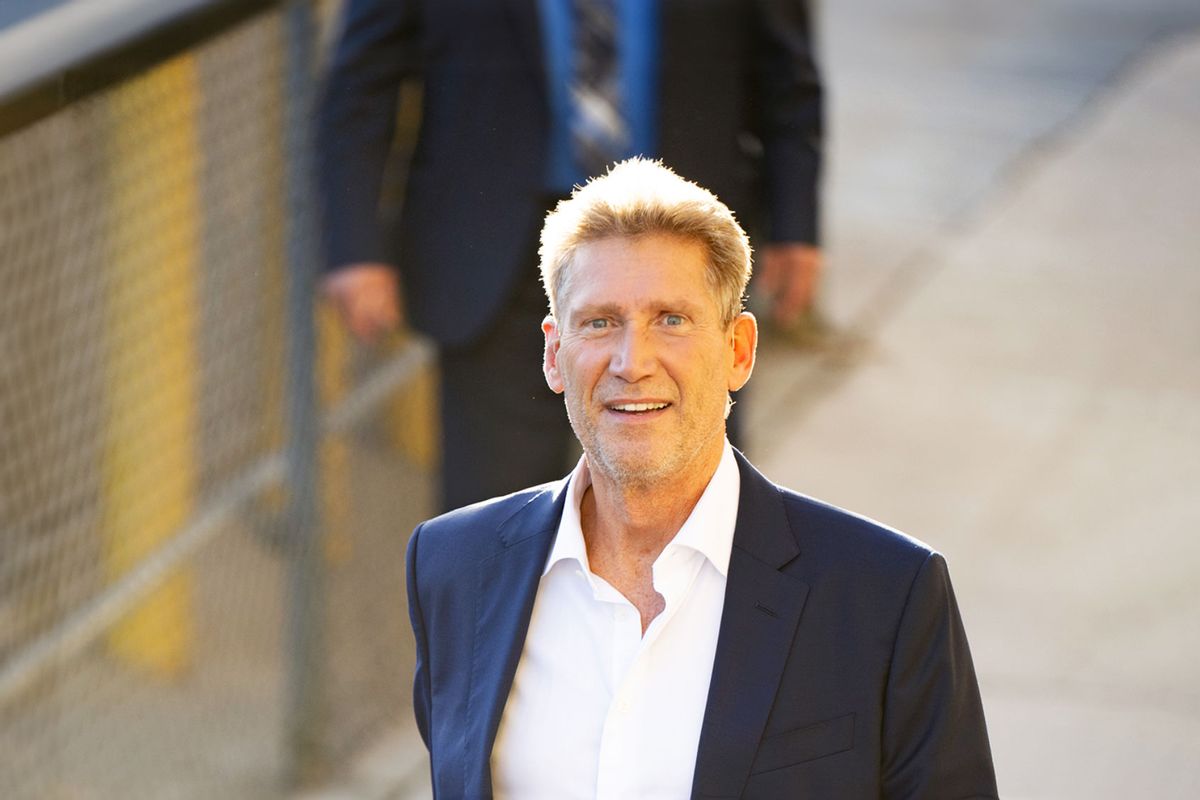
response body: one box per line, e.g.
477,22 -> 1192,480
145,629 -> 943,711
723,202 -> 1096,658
406,452 -> 998,798
317,0 -> 822,348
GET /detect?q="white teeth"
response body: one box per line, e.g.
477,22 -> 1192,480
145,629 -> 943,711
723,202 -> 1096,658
611,402 -> 668,412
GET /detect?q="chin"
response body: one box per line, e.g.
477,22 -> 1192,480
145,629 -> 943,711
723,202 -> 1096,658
590,446 -> 676,489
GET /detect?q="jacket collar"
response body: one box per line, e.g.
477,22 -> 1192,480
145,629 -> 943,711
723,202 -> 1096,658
502,0 -> 546,90
690,451 -> 809,798
463,478 -> 567,797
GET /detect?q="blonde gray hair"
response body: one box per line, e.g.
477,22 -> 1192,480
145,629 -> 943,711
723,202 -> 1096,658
539,158 -> 752,326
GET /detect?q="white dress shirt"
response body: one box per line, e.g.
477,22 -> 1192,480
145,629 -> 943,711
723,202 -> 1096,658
492,442 -> 741,800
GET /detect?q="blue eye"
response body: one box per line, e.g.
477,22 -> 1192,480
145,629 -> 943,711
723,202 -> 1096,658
664,314 -> 684,326
586,318 -> 609,330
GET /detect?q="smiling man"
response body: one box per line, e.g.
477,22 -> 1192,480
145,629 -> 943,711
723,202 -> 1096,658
406,159 -> 997,799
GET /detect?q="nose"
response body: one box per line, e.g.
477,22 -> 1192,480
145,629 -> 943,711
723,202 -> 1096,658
608,325 -> 657,383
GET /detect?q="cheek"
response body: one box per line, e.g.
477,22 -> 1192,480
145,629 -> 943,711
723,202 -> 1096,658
664,340 -> 727,386
562,340 -> 609,370
555,349 -> 597,393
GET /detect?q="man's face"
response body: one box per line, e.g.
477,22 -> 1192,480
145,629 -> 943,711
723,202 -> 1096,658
543,234 -> 756,489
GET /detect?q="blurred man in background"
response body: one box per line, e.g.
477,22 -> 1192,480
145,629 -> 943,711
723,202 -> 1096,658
317,0 -> 824,511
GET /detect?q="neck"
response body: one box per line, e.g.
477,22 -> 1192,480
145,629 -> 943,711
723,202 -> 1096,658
578,437 -> 725,633
581,439 -> 725,565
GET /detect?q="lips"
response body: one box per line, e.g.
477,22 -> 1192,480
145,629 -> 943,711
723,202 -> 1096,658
608,401 -> 670,413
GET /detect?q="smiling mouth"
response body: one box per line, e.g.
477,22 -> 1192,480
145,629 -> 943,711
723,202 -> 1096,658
607,402 -> 671,414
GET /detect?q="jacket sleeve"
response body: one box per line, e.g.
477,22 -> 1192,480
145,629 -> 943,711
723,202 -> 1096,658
315,0 -> 422,270
881,552 -> 999,799
751,0 -> 824,245
406,522 -> 432,751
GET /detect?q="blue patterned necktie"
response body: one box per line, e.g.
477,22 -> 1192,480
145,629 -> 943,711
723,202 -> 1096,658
570,0 -> 629,178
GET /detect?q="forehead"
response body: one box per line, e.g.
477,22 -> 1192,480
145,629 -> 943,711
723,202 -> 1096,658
562,234 -> 717,314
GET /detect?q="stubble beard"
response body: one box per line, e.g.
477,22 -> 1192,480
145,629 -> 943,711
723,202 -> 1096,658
563,392 -> 722,493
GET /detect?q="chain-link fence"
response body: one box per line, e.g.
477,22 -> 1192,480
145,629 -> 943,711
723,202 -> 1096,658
0,2 -> 433,796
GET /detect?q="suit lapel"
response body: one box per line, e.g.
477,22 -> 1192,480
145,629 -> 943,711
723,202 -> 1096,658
692,452 -> 810,799
462,481 -> 566,797
502,0 -> 547,89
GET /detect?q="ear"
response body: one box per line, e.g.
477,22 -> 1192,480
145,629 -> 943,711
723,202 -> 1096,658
543,315 -> 565,394
726,311 -> 758,393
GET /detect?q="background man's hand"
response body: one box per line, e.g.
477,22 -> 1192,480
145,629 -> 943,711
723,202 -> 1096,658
758,243 -> 823,326
321,262 -> 402,344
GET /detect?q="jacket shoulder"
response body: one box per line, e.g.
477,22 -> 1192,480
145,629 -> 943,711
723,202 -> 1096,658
411,481 -> 561,564
775,485 -> 939,577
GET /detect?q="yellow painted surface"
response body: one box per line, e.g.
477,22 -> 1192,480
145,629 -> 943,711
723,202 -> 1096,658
101,56 -> 201,679
317,305 -> 352,565
386,341 -> 438,471
257,36 -> 289,521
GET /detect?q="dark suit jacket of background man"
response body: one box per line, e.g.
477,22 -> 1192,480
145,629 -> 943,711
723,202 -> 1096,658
407,451 -> 999,799
316,0 -> 822,349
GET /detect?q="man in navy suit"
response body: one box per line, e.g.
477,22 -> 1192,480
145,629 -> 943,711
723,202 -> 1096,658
406,159 -> 997,798
316,0 -> 824,510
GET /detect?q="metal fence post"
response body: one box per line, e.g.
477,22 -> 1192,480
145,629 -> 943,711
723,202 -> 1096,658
280,0 -> 325,787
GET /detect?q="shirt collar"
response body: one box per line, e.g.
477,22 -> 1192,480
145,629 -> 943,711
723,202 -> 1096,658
542,456 -> 593,576
544,441 -> 741,578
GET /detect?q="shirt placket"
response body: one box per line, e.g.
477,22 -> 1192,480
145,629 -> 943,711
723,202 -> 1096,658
589,574 -> 637,800
592,548 -> 705,799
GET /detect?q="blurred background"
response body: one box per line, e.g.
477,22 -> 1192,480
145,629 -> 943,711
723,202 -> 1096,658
0,1 -> 1196,798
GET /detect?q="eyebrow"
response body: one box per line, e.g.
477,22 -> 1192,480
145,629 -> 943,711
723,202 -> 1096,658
568,298 -> 705,324
568,302 -> 623,322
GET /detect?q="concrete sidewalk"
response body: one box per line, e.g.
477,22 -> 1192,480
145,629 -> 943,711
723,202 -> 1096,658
322,3 -> 1200,798
753,4 -> 1200,797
